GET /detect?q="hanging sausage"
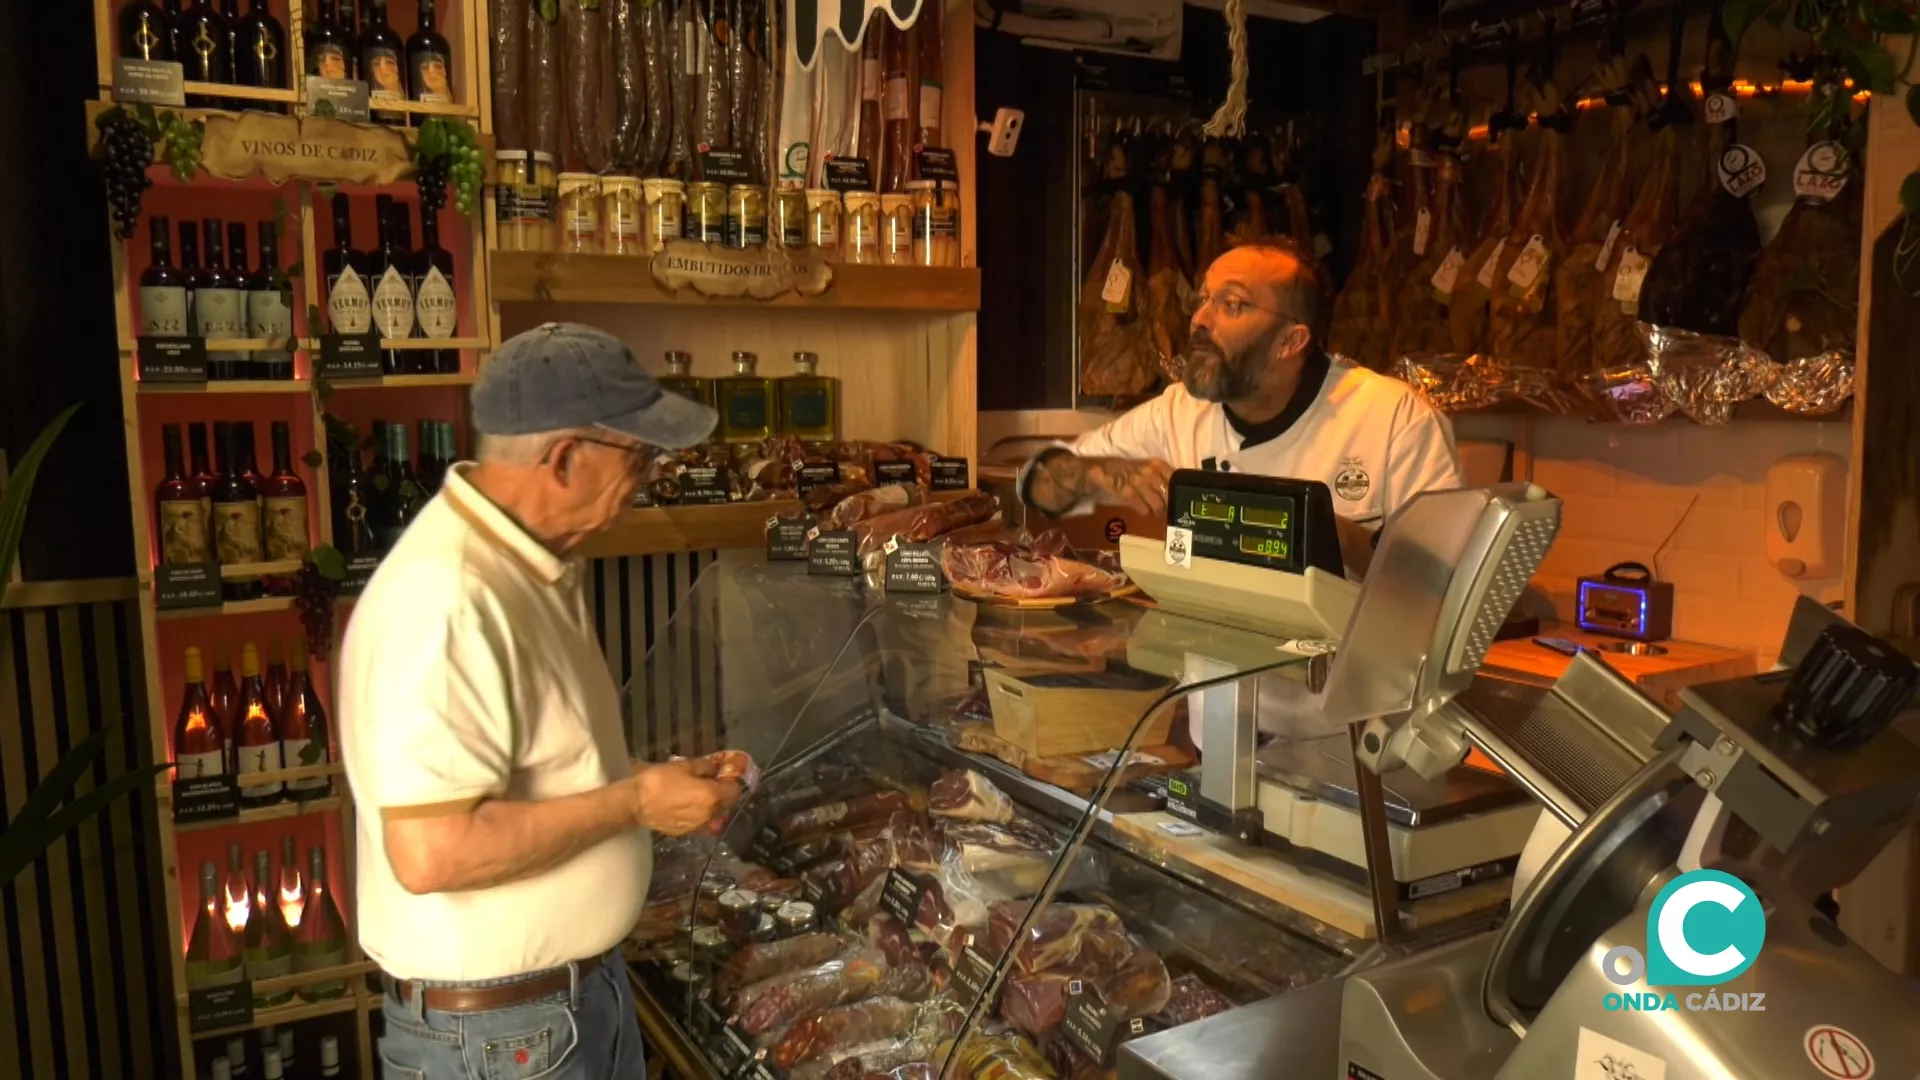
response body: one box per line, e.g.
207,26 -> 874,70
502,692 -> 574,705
526,0 -> 564,161
917,0 -> 944,156
881,19 -> 914,190
491,0 -> 528,150
610,0 -> 645,171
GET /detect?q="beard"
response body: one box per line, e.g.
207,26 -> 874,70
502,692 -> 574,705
1181,323 -> 1277,402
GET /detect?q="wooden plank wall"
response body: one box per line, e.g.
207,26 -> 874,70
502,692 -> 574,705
0,590 -> 171,1080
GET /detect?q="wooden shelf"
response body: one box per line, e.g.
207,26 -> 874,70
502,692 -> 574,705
159,763 -> 344,800
123,338 -> 486,353
324,371 -> 477,389
153,596 -> 294,620
490,253 -> 982,312
178,961 -> 380,1010
138,379 -> 311,395
180,83 -> 300,104
173,795 -> 344,834
575,491 -> 975,559
183,993 -> 362,1041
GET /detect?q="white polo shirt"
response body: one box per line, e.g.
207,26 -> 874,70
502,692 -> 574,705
338,463 -> 648,982
1070,356 -> 1465,530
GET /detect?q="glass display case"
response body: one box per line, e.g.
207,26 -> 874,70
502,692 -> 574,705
621,555 -> 1358,1080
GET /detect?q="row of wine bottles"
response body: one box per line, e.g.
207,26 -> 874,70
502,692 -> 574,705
186,838 -> 348,1002
322,193 -> 461,375
329,417 -> 458,557
158,421 -> 308,599
141,217 -> 295,381
205,1022 -> 345,1080
174,640 -> 330,806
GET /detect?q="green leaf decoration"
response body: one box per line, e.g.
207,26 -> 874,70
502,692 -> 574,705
0,723 -> 166,890
541,0 -> 559,20
1845,43 -> 1896,95
1722,0 -> 1774,47
308,544 -> 347,581
0,404 -> 79,610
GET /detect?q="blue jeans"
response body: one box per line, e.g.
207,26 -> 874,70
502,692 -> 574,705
378,949 -> 646,1079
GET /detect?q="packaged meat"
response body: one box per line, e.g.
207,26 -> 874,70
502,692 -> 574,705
777,790 -> 916,842
874,959 -> 934,1002
1002,970 -> 1077,1036
866,913 -> 919,966
881,19 -> 913,191
942,820 -> 1056,875
691,0 -> 730,158
1155,974 -> 1235,1026
952,1031 -> 1054,1080
986,901 -> 1126,975
774,996 -> 922,1068
824,484 -> 928,530
732,950 -> 889,1034
942,532 -> 1128,601
1145,182 -> 1191,382
807,480 -> 875,514
1450,59 -> 1526,357
851,493 -> 999,557
1080,188 -> 1159,397
888,811 -> 956,872
664,0 -> 695,178
928,770 -> 1015,824
491,0 -> 528,150
637,0 -> 669,172
1485,70 -> 1569,373
558,0 -> 608,172
1326,147 -> 1394,368
609,0 -> 644,170
1554,38 -> 1641,378
717,932 -> 851,994
915,0 -> 944,153
798,1001 -> 964,1080
1736,121 -> 1860,366
1389,133 -> 1472,362
856,10 -> 886,173
728,0 -> 758,177
1592,78 -> 1683,373
526,0 -> 564,161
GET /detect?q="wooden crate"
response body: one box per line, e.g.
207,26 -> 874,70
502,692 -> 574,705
984,666 -> 1175,759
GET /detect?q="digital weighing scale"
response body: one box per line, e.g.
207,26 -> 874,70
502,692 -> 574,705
1119,472 -> 1542,899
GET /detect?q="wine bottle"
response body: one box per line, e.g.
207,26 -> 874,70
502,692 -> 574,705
219,0 -> 245,103
406,0 -> 453,103
324,193 -> 371,336
165,0 -> 186,58
249,221 -> 294,380
210,639 -> 239,768
277,835 -> 305,929
177,0 -> 233,100
238,422 -> 268,521
173,646 -> 225,780
224,842 -> 251,936
318,1035 -> 342,1078
236,642 -> 284,807
358,0 -> 407,121
224,222 -> 256,375
305,0 -> 349,78
414,419 -> 443,494
339,0 -> 361,71
293,846 -> 348,999
139,216 -> 190,340
329,423 -> 378,556
190,421 -> 217,554
157,425 -> 212,568
262,421 -> 310,562
212,424 -> 264,599
264,635 -> 289,721
185,862 -> 245,991
245,849 -> 294,1007
371,422 -> 419,551
284,638 -> 333,799
234,0 -> 287,94
370,195 -> 414,374
198,219 -> 249,379
275,1028 -> 296,1080
121,0 -> 174,60
414,205 -> 458,374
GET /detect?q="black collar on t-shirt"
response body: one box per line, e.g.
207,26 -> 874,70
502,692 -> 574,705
1222,349 -> 1333,450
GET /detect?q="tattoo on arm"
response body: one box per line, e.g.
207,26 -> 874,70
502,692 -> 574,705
1025,449 -> 1090,517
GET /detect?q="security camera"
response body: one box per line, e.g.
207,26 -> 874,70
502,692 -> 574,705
978,108 -> 1024,157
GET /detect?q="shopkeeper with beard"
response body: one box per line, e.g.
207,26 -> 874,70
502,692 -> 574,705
1021,240 -> 1465,578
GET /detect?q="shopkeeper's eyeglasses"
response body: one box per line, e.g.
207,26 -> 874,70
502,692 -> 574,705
1187,289 -> 1285,320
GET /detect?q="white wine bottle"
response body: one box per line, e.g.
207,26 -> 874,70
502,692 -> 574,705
244,850 -> 294,1007
185,862 -> 244,991
293,846 -> 348,1000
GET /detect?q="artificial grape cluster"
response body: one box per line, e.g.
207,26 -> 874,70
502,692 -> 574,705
292,562 -> 341,663
157,114 -> 205,182
98,111 -> 156,240
447,140 -> 482,216
413,119 -> 483,217
415,156 -> 450,214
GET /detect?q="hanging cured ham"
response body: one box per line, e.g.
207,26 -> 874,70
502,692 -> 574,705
1079,181 -> 1159,397
1485,58 -> 1569,370
1449,51 -> 1526,357
1389,118 -> 1472,361
1326,130 -> 1396,368
1554,37 -> 1644,377
1146,182 -> 1191,382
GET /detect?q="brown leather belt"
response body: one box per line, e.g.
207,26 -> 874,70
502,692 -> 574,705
393,954 -> 603,1013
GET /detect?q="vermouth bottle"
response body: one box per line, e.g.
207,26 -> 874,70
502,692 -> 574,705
185,862 -> 245,991
324,194 -> 371,336
235,642 -> 285,807
172,646 -> 225,780
293,847 -> 348,999
414,205 -> 458,373
369,195 -> 414,374
245,849 -> 294,1007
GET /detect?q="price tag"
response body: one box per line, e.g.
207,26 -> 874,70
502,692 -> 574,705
1413,208 -> 1431,256
1475,239 -> 1506,289
796,462 -> 841,498
878,868 -> 929,926
675,466 -> 732,505
1429,246 -> 1465,301
1314,233 -> 1334,258
1061,983 -> 1124,1063
916,147 -> 959,182
1157,819 -> 1206,838
1793,141 -> 1849,202
953,941 -> 996,1006
824,157 -> 874,192
749,825 -> 782,864
113,58 -> 186,107
305,77 -> 371,121
807,531 -> 859,576
766,517 -> 813,561
930,457 -> 970,491
316,332 -> 384,379
154,562 -> 223,610
885,543 -> 946,593
137,336 -> 209,384
1718,144 -> 1766,199
1101,259 -> 1132,310
187,983 -> 253,1033
1704,92 -> 1739,124
338,553 -> 380,598
874,460 -> 917,487
1612,248 -> 1651,314
172,776 -> 240,824
698,147 -> 752,185
1595,219 -> 1623,272
1505,235 -> 1549,297
718,1022 -> 756,1071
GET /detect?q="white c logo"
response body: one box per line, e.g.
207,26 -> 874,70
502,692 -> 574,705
1657,878 -> 1750,977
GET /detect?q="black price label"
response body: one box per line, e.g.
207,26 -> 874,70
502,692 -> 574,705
339,554 -> 380,597
823,158 -> 873,192
316,332 -> 384,379
137,336 -> 208,384
1062,983 -> 1125,1064
878,869 -> 928,926
720,1022 -> 755,1067
1467,18 -> 1510,54
796,462 -> 840,498
766,517 -> 813,561
874,461 -> 917,487
677,467 -> 733,506
187,982 -> 254,1033
884,543 -> 946,593
695,996 -> 727,1035
742,1061 -> 783,1080
155,562 -> 223,610
1570,0 -> 1612,30
916,147 -> 960,182
800,876 -> 826,906
930,457 -> 970,491
750,825 -> 782,863
114,58 -> 186,107
699,147 -> 752,185
306,77 -> 371,121
171,775 -> 240,824
952,941 -> 996,1005
807,531 -> 859,576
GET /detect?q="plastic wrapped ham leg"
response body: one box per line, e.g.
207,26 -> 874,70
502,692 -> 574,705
732,951 -> 888,1034
986,902 -> 1126,975
716,933 -> 850,995
561,0 -> 608,172
490,0 -> 528,149
928,770 -> 1015,824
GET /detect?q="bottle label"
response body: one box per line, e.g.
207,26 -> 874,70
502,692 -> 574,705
364,47 -> 404,99
726,391 -> 769,434
328,267 -> 372,334
850,215 -> 877,248
411,49 -> 452,103
862,57 -> 882,101
213,500 -> 264,565
372,266 -> 415,339
416,267 -> 458,339
175,749 -> 226,779
159,499 -> 213,565
140,286 -> 190,337
282,736 -> 328,788
913,208 -> 958,239
919,84 -> 943,131
884,76 -> 910,121
237,737 -> 284,796
249,287 -> 292,343
194,288 -> 247,339
264,496 -> 310,561
245,945 -> 291,982
311,44 -> 347,80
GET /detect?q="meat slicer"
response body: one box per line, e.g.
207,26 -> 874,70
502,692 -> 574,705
1306,484 -> 1920,1079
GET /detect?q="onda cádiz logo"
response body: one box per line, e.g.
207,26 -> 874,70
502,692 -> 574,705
1600,869 -> 1769,1014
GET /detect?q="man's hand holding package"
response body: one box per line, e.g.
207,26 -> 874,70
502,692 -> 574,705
634,756 -> 743,836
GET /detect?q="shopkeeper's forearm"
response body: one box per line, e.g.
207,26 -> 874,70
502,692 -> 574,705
1023,448 -> 1175,517
383,780 -> 645,895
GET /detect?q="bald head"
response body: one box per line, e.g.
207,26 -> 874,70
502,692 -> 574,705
1208,239 -> 1332,347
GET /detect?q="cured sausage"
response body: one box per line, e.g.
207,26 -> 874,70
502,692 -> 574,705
561,0 -> 608,172
638,0 -> 670,173
526,1 -> 564,161
881,19 -> 913,190
693,0 -> 730,155
610,0 -> 644,170
490,0 -> 528,149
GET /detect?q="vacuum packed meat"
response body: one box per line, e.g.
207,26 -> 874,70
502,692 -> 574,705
776,790 -> 915,842
824,484 -> 928,529
1080,187 -> 1159,397
729,0 -> 758,173
561,0 -> 608,172
916,0 -> 944,152
857,11 -> 886,175
717,933 -> 851,994
986,901 -> 1125,975
866,913 -> 918,967
774,996 -> 922,1068
851,493 -> 999,556
733,950 -> 889,1034
928,770 -> 1016,824
664,0 -> 695,177
1156,973 -> 1235,1025
490,0 -> 528,149
526,1 -> 563,160
942,531 -> 1127,600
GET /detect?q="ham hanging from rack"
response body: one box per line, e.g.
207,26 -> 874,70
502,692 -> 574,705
1327,132 -> 1396,368
1485,67 -> 1569,370
1170,132 -> 1199,278
1736,106 -> 1861,365
1554,41 -> 1644,377
1194,140 -> 1229,275
1146,179 -> 1192,382
1449,110 -> 1524,355
1390,138 -> 1472,361
1080,187 -> 1160,397
1375,88 -> 1440,363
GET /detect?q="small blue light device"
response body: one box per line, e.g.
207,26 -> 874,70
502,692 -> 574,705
1576,561 -> 1673,642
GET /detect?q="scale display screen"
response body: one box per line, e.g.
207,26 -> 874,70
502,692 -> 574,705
1167,468 -> 1342,576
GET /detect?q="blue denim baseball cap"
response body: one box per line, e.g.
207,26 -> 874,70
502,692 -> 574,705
473,322 -> 717,450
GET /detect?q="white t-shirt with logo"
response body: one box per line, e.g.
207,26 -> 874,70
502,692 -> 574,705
1069,360 -> 1465,530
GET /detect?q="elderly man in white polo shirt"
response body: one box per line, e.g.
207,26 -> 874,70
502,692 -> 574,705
340,322 -> 742,1078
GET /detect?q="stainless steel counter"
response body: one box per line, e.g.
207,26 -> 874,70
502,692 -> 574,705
1118,975 -> 1347,1080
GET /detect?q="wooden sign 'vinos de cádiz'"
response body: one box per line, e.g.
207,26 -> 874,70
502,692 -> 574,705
198,112 -> 414,187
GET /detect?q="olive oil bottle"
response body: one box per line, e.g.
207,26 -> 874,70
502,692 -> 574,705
715,351 -> 775,446
776,351 -> 839,441
657,351 -> 713,408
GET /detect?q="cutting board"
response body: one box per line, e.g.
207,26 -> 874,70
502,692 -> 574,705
1482,624 -> 1751,710
952,721 -> 1194,794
